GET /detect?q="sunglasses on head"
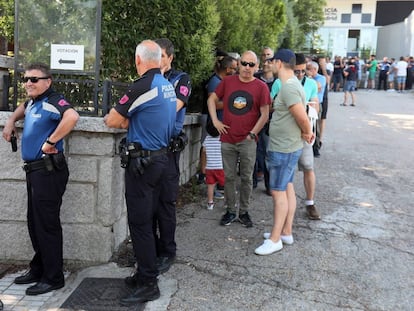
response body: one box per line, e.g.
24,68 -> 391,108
294,69 -> 306,75
22,76 -> 50,83
240,61 -> 256,68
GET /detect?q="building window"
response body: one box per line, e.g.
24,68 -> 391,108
341,14 -> 351,23
352,4 -> 362,13
361,14 -> 371,23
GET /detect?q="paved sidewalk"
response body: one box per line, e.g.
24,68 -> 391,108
1,89 -> 413,310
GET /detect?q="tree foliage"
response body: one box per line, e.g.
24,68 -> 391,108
101,0 -> 220,86
0,0 -> 14,41
215,0 -> 286,54
278,1 -> 302,50
1,0 -> 327,113
290,0 -> 326,35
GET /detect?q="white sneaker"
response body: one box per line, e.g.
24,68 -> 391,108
263,232 -> 294,245
254,239 -> 283,255
207,202 -> 215,210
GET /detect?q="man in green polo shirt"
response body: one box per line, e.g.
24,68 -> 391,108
366,54 -> 378,90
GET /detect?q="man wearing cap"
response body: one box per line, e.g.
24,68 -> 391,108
255,49 -> 313,256
207,50 -> 270,228
270,53 -> 321,221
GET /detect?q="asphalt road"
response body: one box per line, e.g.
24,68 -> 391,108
4,88 -> 412,311
154,88 -> 414,311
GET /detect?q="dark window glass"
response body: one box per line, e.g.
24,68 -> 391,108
361,13 -> 371,23
341,14 -> 351,23
352,4 -> 362,13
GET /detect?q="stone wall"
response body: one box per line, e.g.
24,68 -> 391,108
0,112 -> 202,264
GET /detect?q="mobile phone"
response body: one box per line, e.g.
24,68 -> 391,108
11,131 -> 17,152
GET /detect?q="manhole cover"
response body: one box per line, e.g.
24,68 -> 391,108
61,277 -> 145,311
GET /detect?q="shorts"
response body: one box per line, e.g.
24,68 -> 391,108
266,149 -> 302,191
344,80 -> 356,92
298,142 -> 314,171
332,74 -> 343,84
368,71 -> 376,80
320,100 -> 328,120
388,74 -> 394,82
205,169 -> 224,186
397,76 -> 406,84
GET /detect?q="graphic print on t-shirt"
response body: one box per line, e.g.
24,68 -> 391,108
228,90 -> 253,115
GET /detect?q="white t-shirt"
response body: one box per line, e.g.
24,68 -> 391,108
396,60 -> 408,76
326,62 -> 334,74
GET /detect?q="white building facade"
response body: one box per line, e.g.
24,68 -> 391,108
316,0 -> 414,60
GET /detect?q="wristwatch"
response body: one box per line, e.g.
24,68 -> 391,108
249,132 -> 257,140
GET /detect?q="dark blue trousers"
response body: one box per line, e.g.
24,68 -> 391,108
153,151 -> 180,258
125,154 -> 169,281
26,165 -> 68,286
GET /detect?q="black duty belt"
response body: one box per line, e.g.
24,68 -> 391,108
139,147 -> 168,157
23,159 -> 47,173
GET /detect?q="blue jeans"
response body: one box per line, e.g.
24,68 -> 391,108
266,149 -> 302,191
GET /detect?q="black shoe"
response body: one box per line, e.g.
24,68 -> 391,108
120,281 -> 160,305
25,282 -> 64,295
313,146 -> 320,158
196,173 -> 205,185
220,211 -> 237,226
124,271 -> 139,288
14,271 -> 41,285
157,256 -> 175,274
239,212 -> 253,228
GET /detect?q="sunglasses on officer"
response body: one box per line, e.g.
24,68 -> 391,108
22,76 -> 50,83
240,61 -> 256,68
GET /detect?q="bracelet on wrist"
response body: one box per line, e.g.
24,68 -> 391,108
45,138 -> 56,146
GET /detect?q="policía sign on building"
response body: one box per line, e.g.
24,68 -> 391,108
324,7 -> 338,21
50,44 -> 85,71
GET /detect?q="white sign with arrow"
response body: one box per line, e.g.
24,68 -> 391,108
50,44 -> 85,71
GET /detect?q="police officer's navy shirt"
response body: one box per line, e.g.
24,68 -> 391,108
22,88 -> 72,162
164,69 -> 191,137
115,68 -> 177,150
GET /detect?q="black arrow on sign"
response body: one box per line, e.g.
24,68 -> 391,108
59,59 -> 76,64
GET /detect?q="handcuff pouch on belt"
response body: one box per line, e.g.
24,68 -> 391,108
168,131 -> 188,153
23,153 -> 66,173
118,138 -> 153,175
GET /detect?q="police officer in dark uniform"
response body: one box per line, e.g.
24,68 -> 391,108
153,38 -> 191,273
2,63 -> 79,295
104,40 -> 176,305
